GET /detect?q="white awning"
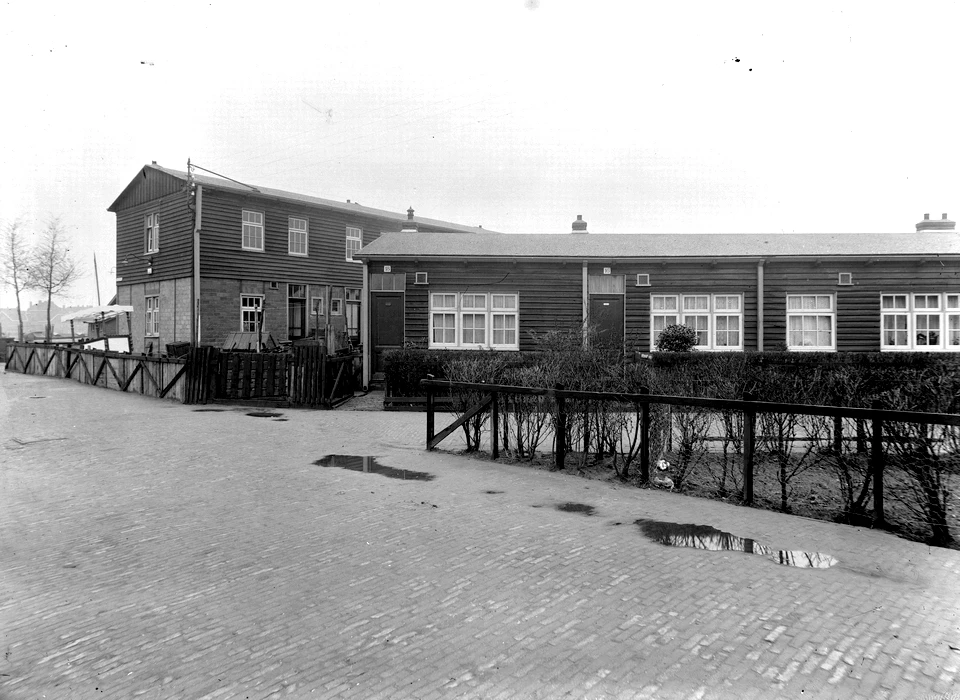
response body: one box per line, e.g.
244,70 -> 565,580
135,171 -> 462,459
61,305 -> 134,323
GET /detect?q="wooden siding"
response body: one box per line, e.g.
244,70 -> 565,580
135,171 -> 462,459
764,258 -> 960,352
115,190 -> 195,287
374,261 -> 583,350
198,190 -> 461,288
109,167 -> 185,212
614,261 -> 760,352
366,256 -> 960,354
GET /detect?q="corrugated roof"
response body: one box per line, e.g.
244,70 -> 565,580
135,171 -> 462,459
143,164 -> 493,234
356,231 -> 960,260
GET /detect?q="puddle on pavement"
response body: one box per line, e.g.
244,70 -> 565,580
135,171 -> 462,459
247,411 -> 283,418
313,455 -> 436,481
193,408 -> 226,412
484,490 -> 505,494
556,502 -> 596,516
634,518 -> 838,569
28,396 -> 46,399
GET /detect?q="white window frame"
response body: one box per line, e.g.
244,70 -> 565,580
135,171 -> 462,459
428,292 -> 519,350
288,217 -> 308,256
650,295 -> 680,350
144,295 -> 160,337
311,296 -> 325,317
881,292 -> 960,351
786,294 -> 835,351
242,210 -> 264,251
346,226 -> 362,262
651,294 -> 743,351
241,294 -> 264,332
144,213 -> 159,254
330,298 -> 343,316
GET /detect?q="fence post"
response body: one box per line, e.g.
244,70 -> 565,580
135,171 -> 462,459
425,379 -> 435,450
871,400 -> 885,527
833,415 -> 843,455
555,383 -> 566,470
583,400 -> 591,455
640,386 -> 650,484
742,391 -> 756,505
491,390 -> 499,460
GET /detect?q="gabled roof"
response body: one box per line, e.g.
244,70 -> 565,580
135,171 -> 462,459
356,231 -> 960,261
109,163 -> 493,234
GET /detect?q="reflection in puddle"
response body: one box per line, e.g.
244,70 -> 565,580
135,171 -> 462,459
634,519 -> 837,569
314,454 -> 435,481
193,408 -> 226,412
556,502 -> 596,516
247,411 -> 283,418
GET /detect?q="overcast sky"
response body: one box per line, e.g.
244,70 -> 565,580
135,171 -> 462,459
1,1 -> 957,308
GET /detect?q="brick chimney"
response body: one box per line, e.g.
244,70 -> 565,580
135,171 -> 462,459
401,206 -> 419,232
571,214 -> 588,234
916,212 -> 955,231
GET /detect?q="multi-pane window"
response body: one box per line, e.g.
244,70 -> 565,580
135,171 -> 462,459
144,296 -> 159,337
651,295 -> 679,349
242,210 -> 264,251
786,294 -> 835,351
330,298 -> 343,316
241,295 -> 263,332
491,294 -> 518,347
346,288 -> 361,337
881,293 -> 960,351
652,294 -> 742,350
460,294 -> 487,345
429,292 -> 519,349
144,213 -> 159,254
288,217 -> 308,256
346,226 -> 362,261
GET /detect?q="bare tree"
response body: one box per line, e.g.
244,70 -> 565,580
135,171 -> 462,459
30,218 -> 80,341
1,219 -> 36,341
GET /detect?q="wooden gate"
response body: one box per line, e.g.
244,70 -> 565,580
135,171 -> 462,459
184,346 -> 360,407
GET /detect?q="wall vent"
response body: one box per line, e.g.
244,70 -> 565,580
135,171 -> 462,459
415,272 -> 429,285
636,273 -> 651,287
838,272 -> 853,286
269,281 -> 279,290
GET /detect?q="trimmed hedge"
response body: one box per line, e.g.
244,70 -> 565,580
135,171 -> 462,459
383,348 -> 960,412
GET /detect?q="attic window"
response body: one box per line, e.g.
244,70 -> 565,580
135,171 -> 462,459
838,272 -> 853,286
636,274 -> 651,287
415,272 -> 429,285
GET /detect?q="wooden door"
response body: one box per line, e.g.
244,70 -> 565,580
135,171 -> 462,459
371,292 -> 404,374
589,294 -> 624,350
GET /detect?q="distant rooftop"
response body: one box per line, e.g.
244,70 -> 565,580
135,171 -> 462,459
357,231 -> 960,261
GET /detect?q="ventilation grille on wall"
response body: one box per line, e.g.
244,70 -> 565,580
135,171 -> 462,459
636,273 -> 651,286
269,281 -> 279,290
838,272 -> 853,286
415,272 -> 429,285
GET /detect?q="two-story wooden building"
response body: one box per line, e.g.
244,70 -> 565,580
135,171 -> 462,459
356,214 -> 960,386
108,163 -> 488,354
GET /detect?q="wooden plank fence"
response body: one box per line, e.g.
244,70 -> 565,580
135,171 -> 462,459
6,342 -> 362,408
5,342 -> 189,402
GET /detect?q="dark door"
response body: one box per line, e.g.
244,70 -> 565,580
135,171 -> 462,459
589,295 -> 624,350
371,292 -> 404,374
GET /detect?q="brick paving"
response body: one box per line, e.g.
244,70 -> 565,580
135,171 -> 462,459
2,370 -> 960,700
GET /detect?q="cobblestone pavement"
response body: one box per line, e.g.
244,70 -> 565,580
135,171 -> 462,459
2,371 -> 959,700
